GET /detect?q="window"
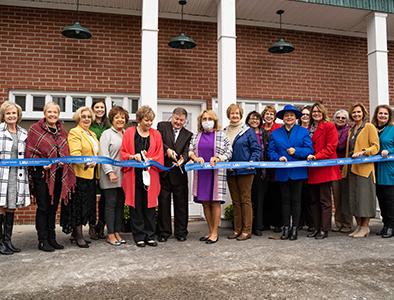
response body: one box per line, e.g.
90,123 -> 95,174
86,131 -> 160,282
8,90 -> 139,121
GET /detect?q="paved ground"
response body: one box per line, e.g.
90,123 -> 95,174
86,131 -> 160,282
1,218 -> 394,299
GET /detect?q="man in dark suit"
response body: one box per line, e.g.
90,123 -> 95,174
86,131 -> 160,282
157,107 -> 193,242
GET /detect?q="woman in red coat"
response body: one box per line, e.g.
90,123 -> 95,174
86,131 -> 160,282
307,103 -> 341,239
120,105 -> 164,247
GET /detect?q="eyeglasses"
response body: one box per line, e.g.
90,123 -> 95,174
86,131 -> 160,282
81,115 -> 92,119
336,117 -> 346,120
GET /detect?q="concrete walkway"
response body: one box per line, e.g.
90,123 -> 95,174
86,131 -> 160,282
1,218 -> 394,299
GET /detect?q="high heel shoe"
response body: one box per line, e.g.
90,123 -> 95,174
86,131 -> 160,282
348,226 -> 361,237
75,240 -> 89,248
70,234 -> 91,244
353,226 -> 370,238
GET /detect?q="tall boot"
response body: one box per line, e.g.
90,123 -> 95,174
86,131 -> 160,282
0,214 -> 13,255
4,211 -> 21,252
89,224 -> 98,240
96,220 -> 106,239
47,213 -> 64,250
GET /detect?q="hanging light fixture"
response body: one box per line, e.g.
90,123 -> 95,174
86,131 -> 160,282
268,10 -> 294,54
62,0 -> 92,40
168,0 -> 196,49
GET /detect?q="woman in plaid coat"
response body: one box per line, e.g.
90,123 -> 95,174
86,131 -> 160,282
0,102 -> 30,255
188,110 -> 232,244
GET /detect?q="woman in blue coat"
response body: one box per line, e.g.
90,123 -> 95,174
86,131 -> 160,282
224,104 -> 261,241
268,105 -> 314,240
373,104 -> 394,238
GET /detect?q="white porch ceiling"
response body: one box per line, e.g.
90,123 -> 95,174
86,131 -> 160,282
1,0 -> 394,40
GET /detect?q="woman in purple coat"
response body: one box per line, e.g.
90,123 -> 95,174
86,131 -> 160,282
332,109 -> 353,233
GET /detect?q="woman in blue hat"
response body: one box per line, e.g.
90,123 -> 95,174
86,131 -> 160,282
267,105 -> 314,240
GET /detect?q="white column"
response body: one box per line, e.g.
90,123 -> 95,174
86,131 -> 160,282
365,12 -> 389,117
217,0 -> 237,128
140,0 -> 159,124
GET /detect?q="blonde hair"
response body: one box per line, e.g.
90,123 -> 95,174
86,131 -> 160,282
73,106 -> 95,123
136,105 -> 155,123
197,110 -> 221,132
0,101 -> 22,123
226,103 -> 243,119
309,102 -> 330,126
43,101 -> 60,114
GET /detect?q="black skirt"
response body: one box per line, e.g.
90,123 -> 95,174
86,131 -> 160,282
61,177 -> 96,234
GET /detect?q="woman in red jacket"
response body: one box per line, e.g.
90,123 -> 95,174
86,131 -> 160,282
307,103 -> 341,239
120,105 -> 164,247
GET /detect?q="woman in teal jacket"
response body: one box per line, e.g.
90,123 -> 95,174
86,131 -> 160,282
224,104 -> 261,241
373,104 -> 394,238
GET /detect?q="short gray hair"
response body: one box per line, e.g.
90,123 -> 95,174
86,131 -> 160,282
172,107 -> 187,117
334,109 -> 349,123
43,101 -> 60,114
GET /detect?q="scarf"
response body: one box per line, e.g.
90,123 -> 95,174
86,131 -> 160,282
25,118 -> 76,205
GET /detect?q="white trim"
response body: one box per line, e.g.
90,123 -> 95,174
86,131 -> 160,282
9,90 -> 139,121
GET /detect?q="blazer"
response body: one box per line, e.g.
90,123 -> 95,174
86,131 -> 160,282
68,125 -> 100,180
308,121 -> 342,184
376,125 -> 394,185
268,125 -> 314,182
99,126 -> 124,189
342,122 -> 379,181
157,121 -> 192,185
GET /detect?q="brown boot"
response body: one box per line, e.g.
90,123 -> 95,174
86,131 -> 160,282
89,224 -> 99,240
96,220 -> 106,239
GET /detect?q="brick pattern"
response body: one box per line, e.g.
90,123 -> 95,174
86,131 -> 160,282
0,5 -> 392,223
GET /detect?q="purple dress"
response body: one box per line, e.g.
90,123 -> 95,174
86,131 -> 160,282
195,131 -> 215,202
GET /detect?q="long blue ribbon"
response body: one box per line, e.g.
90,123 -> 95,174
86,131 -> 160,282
1,155 -> 394,172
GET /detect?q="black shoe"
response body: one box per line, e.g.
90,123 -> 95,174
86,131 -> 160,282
307,230 -> 319,238
70,233 -> 91,244
0,241 -> 13,255
281,227 -> 290,240
136,241 -> 146,247
382,227 -> 394,238
289,227 -> 298,240
307,226 -> 315,232
146,240 -> 158,247
199,236 -> 209,241
315,231 -> 328,239
158,236 -> 168,242
297,226 -> 303,231
48,239 -> 64,250
253,230 -> 262,236
206,237 -> 219,244
75,240 -> 89,248
376,226 -> 388,236
274,227 -> 282,233
4,212 -> 20,252
177,234 -> 187,242
38,241 -> 55,252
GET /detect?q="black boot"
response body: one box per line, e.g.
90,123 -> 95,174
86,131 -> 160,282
0,214 -> 13,255
376,226 -> 388,236
38,240 -> 55,252
281,227 -> 290,240
289,226 -> 298,240
382,227 -> 394,238
4,212 -> 21,252
48,230 -> 64,250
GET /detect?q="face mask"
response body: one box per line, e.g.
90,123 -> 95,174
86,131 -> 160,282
142,168 -> 150,187
202,120 -> 214,131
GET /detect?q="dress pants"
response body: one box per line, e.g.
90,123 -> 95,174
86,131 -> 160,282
103,188 -> 125,234
332,179 -> 353,230
129,187 -> 156,243
157,175 -> 189,238
376,184 -> 394,228
263,181 -> 283,228
227,174 -> 254,234
309,181 -> 333,232
279,179 -> 303,228
33,177 -> 61,242
299,182 -> 314,228
251,169 -> 268,232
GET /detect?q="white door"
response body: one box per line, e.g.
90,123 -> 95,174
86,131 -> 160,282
157,101 -> 206,217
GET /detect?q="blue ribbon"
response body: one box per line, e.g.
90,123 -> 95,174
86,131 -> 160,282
2,154 -> 394,172
184,154 -> 394,172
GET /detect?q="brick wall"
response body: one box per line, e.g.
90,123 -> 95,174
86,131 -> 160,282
0,5 -> 393,223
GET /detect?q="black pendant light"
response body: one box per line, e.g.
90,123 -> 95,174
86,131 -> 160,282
168,0 -> 196,49
62,0 -> 92,40
268,10 -> 294,54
